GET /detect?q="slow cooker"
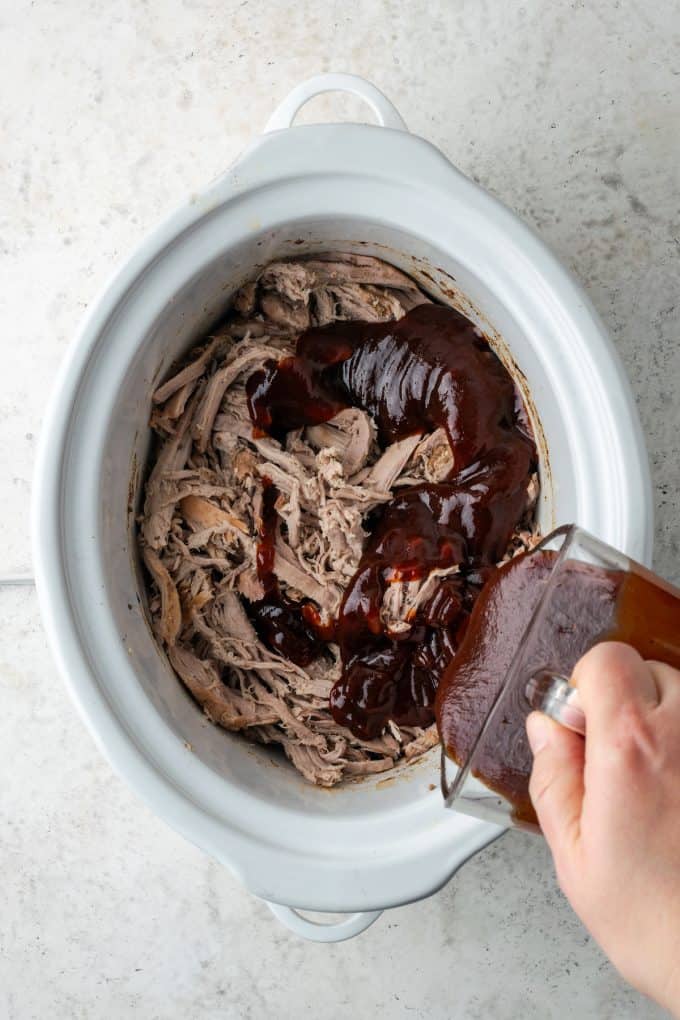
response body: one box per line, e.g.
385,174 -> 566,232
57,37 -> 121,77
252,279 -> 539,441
32,73 -> 653,941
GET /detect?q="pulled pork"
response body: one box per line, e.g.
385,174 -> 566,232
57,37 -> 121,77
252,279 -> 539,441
139,254 -> 540,786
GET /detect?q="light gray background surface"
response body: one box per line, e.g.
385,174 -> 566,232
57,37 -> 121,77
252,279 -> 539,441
2,2 -> 679,1017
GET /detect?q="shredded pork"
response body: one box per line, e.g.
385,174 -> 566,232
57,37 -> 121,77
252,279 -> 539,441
138,253 -> 540,786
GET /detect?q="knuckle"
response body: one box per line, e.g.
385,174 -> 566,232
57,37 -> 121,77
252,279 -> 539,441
615,697 -> 648,738
615,698 -> 646,734
611,701 -> 660,763
573,640 -> 638,691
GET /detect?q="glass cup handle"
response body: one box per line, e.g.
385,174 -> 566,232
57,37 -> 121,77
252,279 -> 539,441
525,672 -> 586,736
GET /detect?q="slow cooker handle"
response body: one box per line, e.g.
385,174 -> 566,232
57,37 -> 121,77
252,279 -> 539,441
264,73 -> 407,133
265,901 -> 382,942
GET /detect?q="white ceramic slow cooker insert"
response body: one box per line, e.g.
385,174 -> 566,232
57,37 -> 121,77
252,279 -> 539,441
32,75 -> 653,942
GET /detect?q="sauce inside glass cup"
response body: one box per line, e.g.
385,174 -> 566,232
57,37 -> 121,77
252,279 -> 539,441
436,525 -> 680,831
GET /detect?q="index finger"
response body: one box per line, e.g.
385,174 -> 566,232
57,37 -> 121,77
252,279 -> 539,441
572,641 -> 659,734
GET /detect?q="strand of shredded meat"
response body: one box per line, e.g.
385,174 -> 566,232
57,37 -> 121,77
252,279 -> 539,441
139,253 -> 541,786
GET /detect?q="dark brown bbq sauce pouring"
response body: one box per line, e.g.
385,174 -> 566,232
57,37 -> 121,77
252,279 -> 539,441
436,546 -> 680,828
246,304 -> 537,738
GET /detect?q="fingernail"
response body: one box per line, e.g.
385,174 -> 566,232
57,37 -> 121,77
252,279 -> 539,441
526,712 -> 551,754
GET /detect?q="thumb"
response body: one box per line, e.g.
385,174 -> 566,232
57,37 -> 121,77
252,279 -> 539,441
527,711 -> 585,862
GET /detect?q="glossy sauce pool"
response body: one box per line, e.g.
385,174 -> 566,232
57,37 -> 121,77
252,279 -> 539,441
246,304 -> 537,739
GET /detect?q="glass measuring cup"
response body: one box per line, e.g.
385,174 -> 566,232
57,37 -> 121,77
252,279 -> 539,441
440,525 -> 680,832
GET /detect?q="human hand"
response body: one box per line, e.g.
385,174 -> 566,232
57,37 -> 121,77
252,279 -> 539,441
526,641 -> 680,1015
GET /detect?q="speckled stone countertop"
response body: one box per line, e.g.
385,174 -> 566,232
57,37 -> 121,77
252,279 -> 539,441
2,2 -> 679,1017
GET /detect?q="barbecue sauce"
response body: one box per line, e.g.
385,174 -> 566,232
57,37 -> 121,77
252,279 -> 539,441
436,546 -> 680,827
247,477 -> 323,667
247,304 -> 521,457
246,304 -> 537,737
